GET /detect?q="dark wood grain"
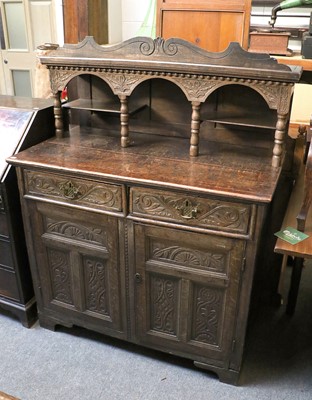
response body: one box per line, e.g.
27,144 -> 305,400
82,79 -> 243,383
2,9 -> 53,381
7,37 -> 301,384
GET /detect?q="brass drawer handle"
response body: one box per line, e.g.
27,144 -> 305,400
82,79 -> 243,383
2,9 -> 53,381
176,199 -> 198,220
59,181 -> 80,200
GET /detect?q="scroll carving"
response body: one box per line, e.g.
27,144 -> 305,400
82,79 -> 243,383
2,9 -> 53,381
48,248 -> 73,305
84,257 -> 109,316
192,286 -> 223,346
152,245 -> 226,273
150,275 -> 177,335
249,82 -> 293,112
49,69 -> 76,93
105,72 -> 143,95
178,78 -> 220,102
46,218 -> 107,247
25,171 -> 122,211
133,191 -> 249,233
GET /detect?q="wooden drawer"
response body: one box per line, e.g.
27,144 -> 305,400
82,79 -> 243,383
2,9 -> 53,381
0,192 -> 4,212
23,169 -> 124,213
0,268 -> 19,301
0,213 -> 9,238
130,187 -> 252,235
0,240 -> 14,269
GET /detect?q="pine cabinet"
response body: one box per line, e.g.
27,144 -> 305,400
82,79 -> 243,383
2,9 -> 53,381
8,37 -> 301,383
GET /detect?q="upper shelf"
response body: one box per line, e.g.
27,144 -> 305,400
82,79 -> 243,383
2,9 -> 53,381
62,99 -> 146,116
206,111 -> 277,129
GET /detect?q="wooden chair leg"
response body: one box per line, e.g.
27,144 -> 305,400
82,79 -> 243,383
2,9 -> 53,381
286,257 -> 304,315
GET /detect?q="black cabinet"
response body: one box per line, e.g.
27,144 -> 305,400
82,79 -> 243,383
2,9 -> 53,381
0,95 -> 54,327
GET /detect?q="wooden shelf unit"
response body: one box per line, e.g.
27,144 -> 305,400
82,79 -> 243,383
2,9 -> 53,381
7,37 -> 302,384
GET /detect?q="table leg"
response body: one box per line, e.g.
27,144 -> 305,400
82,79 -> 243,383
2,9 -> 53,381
286,257 -> 304,315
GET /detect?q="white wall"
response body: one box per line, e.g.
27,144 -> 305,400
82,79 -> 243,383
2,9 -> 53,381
53,2 -> 311,124
108,0 -> 122,43
121,0 -> 150,40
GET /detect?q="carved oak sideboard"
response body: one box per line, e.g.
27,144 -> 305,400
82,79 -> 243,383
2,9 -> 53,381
7,37 -> 301,383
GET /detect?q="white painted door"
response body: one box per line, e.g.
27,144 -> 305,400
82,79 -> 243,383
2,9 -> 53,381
0,0 -> 61,97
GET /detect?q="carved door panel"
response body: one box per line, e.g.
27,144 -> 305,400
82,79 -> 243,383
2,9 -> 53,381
134,223 -> 245,364
28,201 -> 126,337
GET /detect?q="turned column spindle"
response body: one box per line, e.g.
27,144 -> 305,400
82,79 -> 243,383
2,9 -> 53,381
190,101 -> 201,157
272,113 -> 288,168
53,91 -> 64,138
119,95 -> 130,148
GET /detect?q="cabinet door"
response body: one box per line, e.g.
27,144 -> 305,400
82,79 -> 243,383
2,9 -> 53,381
134,223 -> 245,366
156,0 -> 251,52
28,201 -> 126,337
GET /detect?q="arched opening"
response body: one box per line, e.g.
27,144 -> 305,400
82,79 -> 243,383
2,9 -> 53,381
200,84 -> 278,151
64,74 -> 120,132
129,77 -> 191,139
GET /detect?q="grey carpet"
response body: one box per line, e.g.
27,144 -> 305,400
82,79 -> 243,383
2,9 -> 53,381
0,262 -> 312,400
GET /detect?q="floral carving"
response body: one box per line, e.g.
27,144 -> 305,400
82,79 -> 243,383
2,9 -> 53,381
152,245 -> 225,273
48,248 -> 73,304
150,275 -> 177,335
133,191 -> 249,233
25,171 -> 122,211
179,78 -> 220,102
84,257 -> 109,316
49,69 -> 76,92
193,286 -> 223,345
104,72 -> 142,95
46,218 -> 107,247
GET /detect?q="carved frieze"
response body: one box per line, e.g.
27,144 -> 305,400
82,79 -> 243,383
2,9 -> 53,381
104,72 -> 143,95
24,170 -> 122,212
46,217 -> 107,248
151,244 -> 226,274
132,189 -> 250,234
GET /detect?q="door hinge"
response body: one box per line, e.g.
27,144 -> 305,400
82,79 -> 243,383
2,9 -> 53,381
232,338 -> 236,352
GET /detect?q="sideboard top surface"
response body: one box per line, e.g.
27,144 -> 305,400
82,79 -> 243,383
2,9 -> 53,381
8,129 -> 281,203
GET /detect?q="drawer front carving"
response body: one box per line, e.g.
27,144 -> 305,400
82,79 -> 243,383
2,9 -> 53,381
130,187 -> 251,234
24,170 -> 123,213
